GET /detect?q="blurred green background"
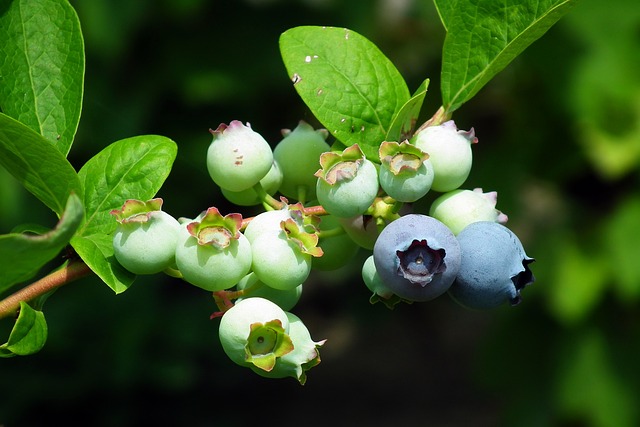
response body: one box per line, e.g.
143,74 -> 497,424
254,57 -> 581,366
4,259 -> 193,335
1,0 -> 640,425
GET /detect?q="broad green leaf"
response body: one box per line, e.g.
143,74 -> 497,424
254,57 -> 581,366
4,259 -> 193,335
0,113 -> 83,215
280,26 -> 410,161
0,193 -> 83,294
0,301 -> 48,357
386,79 -> 429,143
72,135 -> 177,293
0,0 -> 85,156
436,0 -> 578,114
76,135 -> 177,237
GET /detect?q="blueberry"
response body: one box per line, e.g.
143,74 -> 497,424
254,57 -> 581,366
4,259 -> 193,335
373,214 -> 461,301
449,221 -> 535,309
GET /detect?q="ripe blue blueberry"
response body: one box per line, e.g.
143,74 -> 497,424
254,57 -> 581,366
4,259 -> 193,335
449,221 -> 535,309
373,214 -> 461,302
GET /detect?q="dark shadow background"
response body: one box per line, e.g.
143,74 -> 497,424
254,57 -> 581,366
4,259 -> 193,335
2,0 -> 640,426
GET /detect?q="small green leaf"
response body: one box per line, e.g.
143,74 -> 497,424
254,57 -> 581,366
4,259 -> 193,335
0,301 -> 48,357
386,79 -> 429,142
436,0 -> 578,114
0,0 -> 85,156
280,26 -> 410,160
0,193 -> 84,294
72,135 -> 177,293
0,113 -> 83,215
76,135 -> 177,238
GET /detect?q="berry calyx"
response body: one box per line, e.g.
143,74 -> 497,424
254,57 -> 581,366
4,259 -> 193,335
378,140 -> 434,202
250,312 -> 326,384
175,207 -> 252,291
218,297 -> 292,371
315,144 -> 379,218
373,214 -> 461,301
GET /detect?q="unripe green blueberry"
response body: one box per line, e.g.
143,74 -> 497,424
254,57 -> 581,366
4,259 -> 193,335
243,208 -> 295,243
338,215 -> 380,250
207,121 -> 273,192
174,207 -> 252,291
250,312 -> 326,384
362,255 -> 393,299
361,254 -> 411,308
250,218 -> 321,290
218,297 -> 293,371
315,144 -> 379,218
236,272 -> 303,311
412,120 -> 477,192
111,199 -> 180,275
312,214 -> 360,271
429,188 -> 508,235
274,121 -> 330,201
221,160 -> 283,206
378,141 -> 434,202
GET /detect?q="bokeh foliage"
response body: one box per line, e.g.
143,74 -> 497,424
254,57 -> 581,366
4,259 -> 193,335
1,0 -> 639,425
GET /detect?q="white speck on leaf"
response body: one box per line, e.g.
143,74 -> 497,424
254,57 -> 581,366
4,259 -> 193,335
292,73 -> 301,84
305,55 -> 312,63
317,89 -> 323,95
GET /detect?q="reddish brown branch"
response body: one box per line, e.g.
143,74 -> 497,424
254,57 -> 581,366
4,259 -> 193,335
0,260 -> 93,320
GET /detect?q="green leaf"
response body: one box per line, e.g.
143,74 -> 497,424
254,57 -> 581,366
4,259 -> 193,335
605,196 -> 640,300
548,237 -> 608,325
0,113 -> 83,215
0,193 -> 83,294
436,0 -> 578,114
386,79 -> 429,142
70,233 -> 134,294
280,26 -> 410,161
72,135 -> 177,293
0,301 -> 48,357
0,0 -> 85,156
556,329 -> 637,427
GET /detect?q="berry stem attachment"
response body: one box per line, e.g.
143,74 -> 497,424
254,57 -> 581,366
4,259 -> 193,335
211,289 -> 245,318
316,226 -> 345,239
0,260 -> 94,320
252,182 -> 283,211
296,185 -> 308,205
415,106 -> 451,134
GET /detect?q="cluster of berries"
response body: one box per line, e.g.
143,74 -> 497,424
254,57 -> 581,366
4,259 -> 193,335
109,119 -> 535,383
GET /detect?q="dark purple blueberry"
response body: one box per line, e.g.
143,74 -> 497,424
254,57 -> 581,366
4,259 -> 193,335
373,214 -> 461,301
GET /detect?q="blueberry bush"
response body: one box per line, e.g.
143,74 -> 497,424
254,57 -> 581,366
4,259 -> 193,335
2,0 -> 640,425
